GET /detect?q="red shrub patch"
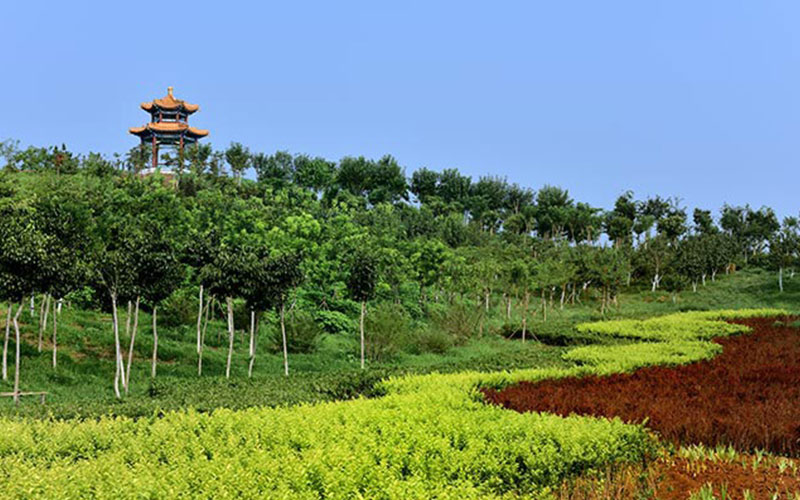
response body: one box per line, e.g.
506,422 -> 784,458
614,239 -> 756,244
482,318 -> 800,455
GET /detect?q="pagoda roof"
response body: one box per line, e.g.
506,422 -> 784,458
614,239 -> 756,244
140,87 -> 200,113
129,122 -> 209,138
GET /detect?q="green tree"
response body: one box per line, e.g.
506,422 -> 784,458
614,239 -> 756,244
225,142 -> 251,186
346,250 -> 379,369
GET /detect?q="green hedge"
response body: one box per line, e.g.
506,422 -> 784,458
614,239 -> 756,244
0,309 -> 785,498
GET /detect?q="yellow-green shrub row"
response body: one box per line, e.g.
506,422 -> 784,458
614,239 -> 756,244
0,309 -> 784,499
575,308 -> 786,341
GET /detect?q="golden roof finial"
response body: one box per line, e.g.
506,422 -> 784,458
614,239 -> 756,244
167,86 -> 174,97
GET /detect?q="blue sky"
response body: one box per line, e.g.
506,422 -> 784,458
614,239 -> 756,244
1,1 -> 798,219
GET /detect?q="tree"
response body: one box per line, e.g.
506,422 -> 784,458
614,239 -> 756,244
769,217 -> 799,292
534,185 -> 573,240
346,250 -> 379,369
253,150 -> 293,188
605,191 -> 636,247
33,184 -> 92,369
225,142 -> 251,186
410,167 -> 440,203
675,236 -> 705,292
0,203 -> 49,403
138,236 -> 183,378
239,249 -> 305,377
693,208 -> 716,236
586,246 -> 630,315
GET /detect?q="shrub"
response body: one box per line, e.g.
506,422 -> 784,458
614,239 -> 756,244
428,302 -> 485,344
364,302 -> 414,361
314,309 -> 355,336
269,310 -> 323,354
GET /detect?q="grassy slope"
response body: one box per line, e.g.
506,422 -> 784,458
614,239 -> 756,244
0,267 -> 795,418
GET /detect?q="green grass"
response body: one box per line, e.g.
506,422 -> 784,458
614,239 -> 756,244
0,267 -> 795,418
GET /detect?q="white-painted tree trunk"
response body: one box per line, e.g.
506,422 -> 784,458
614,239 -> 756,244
198,296 -> 211,376
522,292 -> 529,343
2,303 -> 10,380
12,302 -> 23,406
359,300 -> 366,370
541,289 -> 547,322
692,281 -> 697,293
248,310 -> 256,378
52,298 -> 58,369
124,296 -> 140,394
281,303 -> 289,376
151,306 -> 158,378
111,292 -> 124,399
38,293 -> 49,352
225,297 -> 234,379
196,285 -> 203,355
778,267 -> 784,293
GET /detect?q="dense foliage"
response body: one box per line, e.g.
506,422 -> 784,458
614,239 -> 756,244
0,139 -> 798,398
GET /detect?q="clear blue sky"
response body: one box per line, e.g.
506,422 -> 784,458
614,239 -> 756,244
1,1 -> 798,219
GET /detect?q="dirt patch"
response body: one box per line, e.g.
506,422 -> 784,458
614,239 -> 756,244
482,318 -> 800,456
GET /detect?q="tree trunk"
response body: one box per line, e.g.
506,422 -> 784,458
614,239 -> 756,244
281,303 -> 289,376
779,267 -> 784,293
38,293 -> 49,352
701,273 -> 706,286
151,306 -> 158,378
111,292 -> 125,399
359,300 -> 366,370
12,302 -> 23,406
712,269 -> 717,282
541,289 -> 547,322
692,281 -> 697,293
505,294 -> 511,320
484,289 -> 490,312
559,283 -> 566,310
198,296 -> 211,376
52,297 -> 58,369
2,303 -> 11,380
124,296 -> 140,394
522,292 -> 529,343
248,309 -> 256,378
196,284 -> 203,355
225,297 -> 234,379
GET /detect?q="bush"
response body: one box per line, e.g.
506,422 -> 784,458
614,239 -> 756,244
269,310 -> 323,354
364,302 -> 414,361
314,309 -> 355,336
428,302 -> 485,344
411,328 -> 453,354
159,287 -> 197,328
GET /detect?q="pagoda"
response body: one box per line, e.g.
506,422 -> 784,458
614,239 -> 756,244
129,86 -> 209,174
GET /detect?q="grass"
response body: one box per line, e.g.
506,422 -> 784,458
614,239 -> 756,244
0,267 -> 796,418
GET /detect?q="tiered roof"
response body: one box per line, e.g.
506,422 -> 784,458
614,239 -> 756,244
140,86 -> 200,114
129,86 -> 209,139
128,122 -> 209,138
